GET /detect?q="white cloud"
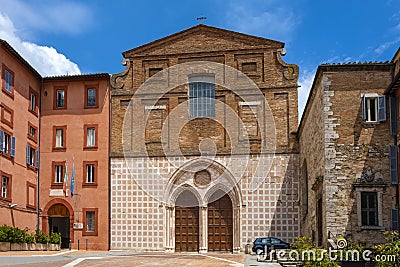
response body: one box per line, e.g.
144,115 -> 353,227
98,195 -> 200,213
374,37 -> 400,55
0,12 -> 80,76
0,0 -> 93,36
298,69 -> 316,121
224,0 -> 299,41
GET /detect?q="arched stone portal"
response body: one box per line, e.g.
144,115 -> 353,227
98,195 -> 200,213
164,158 -> 242,253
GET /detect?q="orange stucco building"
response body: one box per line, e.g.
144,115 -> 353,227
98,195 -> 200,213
0,40 -> 41,231
0,39 -> 110,250
40,74 -> 110,250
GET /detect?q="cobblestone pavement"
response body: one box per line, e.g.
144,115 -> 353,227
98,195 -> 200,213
0,251 -> 282,266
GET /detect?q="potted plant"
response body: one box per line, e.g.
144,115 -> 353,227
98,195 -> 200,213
9,227 -> 29,251
35,229 -> 50,250
0,225 -> 10,251
48,232 -> 61,251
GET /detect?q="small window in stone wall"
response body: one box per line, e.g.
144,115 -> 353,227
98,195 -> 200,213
149,68 -> 163,77
242,62 -> 257,74
362,94 -> 386,122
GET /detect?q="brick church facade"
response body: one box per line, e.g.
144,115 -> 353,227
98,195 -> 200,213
109,24 -> 300,252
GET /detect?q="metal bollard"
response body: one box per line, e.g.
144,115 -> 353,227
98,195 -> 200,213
69,239 -> 71,250
78,239 -> 80,250
86,239 -> 88,250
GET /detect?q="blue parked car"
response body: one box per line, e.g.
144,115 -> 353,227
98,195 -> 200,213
252,237 -> 290,255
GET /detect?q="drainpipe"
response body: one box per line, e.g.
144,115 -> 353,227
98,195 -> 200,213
107,76 -> 111,251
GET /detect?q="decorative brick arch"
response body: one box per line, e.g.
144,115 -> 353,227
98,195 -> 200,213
41,198 -> 74,242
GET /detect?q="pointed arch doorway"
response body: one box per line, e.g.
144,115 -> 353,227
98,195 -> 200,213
175,190 -> 199,252
207,190 -> 233,252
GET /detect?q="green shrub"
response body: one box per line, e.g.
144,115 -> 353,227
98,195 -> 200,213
49,232 -> 61,244
291,236 -> 339,267
35,229 -> 50,244
1,226 -> 28,244
374,231 -> 400,267
25,233 -> 35,244
0,225 -> 9,242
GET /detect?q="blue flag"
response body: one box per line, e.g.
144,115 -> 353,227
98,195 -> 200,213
70,161 -> 75,197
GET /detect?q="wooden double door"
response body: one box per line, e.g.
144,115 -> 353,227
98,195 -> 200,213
174,192 -> 233,252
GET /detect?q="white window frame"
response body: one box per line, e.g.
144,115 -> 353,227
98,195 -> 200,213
86,164 -> 95,183
30,93 -> 36,112
55,129 -> 63,148
1,176 -> 8,198
87,128 -> 95,147
55,165 -> 63,183
362,94 -> 386,122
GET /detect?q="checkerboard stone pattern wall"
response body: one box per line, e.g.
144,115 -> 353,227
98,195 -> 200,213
110,154 -> 299,251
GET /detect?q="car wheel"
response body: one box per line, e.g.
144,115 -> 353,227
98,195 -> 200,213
256,248 -> 264,255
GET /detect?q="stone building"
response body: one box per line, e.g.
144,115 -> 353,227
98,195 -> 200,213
39,74 -> 110,250
385,47 -> 400,232
0,39 -> 41,231
298,61 -> 397,247
110,24 -> 300,252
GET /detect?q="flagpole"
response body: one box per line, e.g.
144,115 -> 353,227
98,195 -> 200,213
70,156 -> 75,198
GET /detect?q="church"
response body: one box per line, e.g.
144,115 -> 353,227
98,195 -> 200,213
109,24 -> 300,252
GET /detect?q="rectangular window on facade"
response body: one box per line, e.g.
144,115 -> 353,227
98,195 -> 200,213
362,95 -> 386,122
54,87 -> 67,109
85,86 -> 98,108
87,128 -> 95,146
86,164 -> 95,183
2,64 -> 14,97
53,126 -> 66,150
83,161 -> 97,186
1,103 -> 14,129
28,87 -> 39,115
52,162 -> 65,185
27,122 -> 38,143
83,208 -> 98,236
1,172 -> 11,201
26,145 -> 37,169
188,75 -> 215,118
361,192 -> 378,226
84,124 -> 98,149
0,129 -> 15,158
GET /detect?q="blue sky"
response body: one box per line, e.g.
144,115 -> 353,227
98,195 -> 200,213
0,0 -> 399,117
